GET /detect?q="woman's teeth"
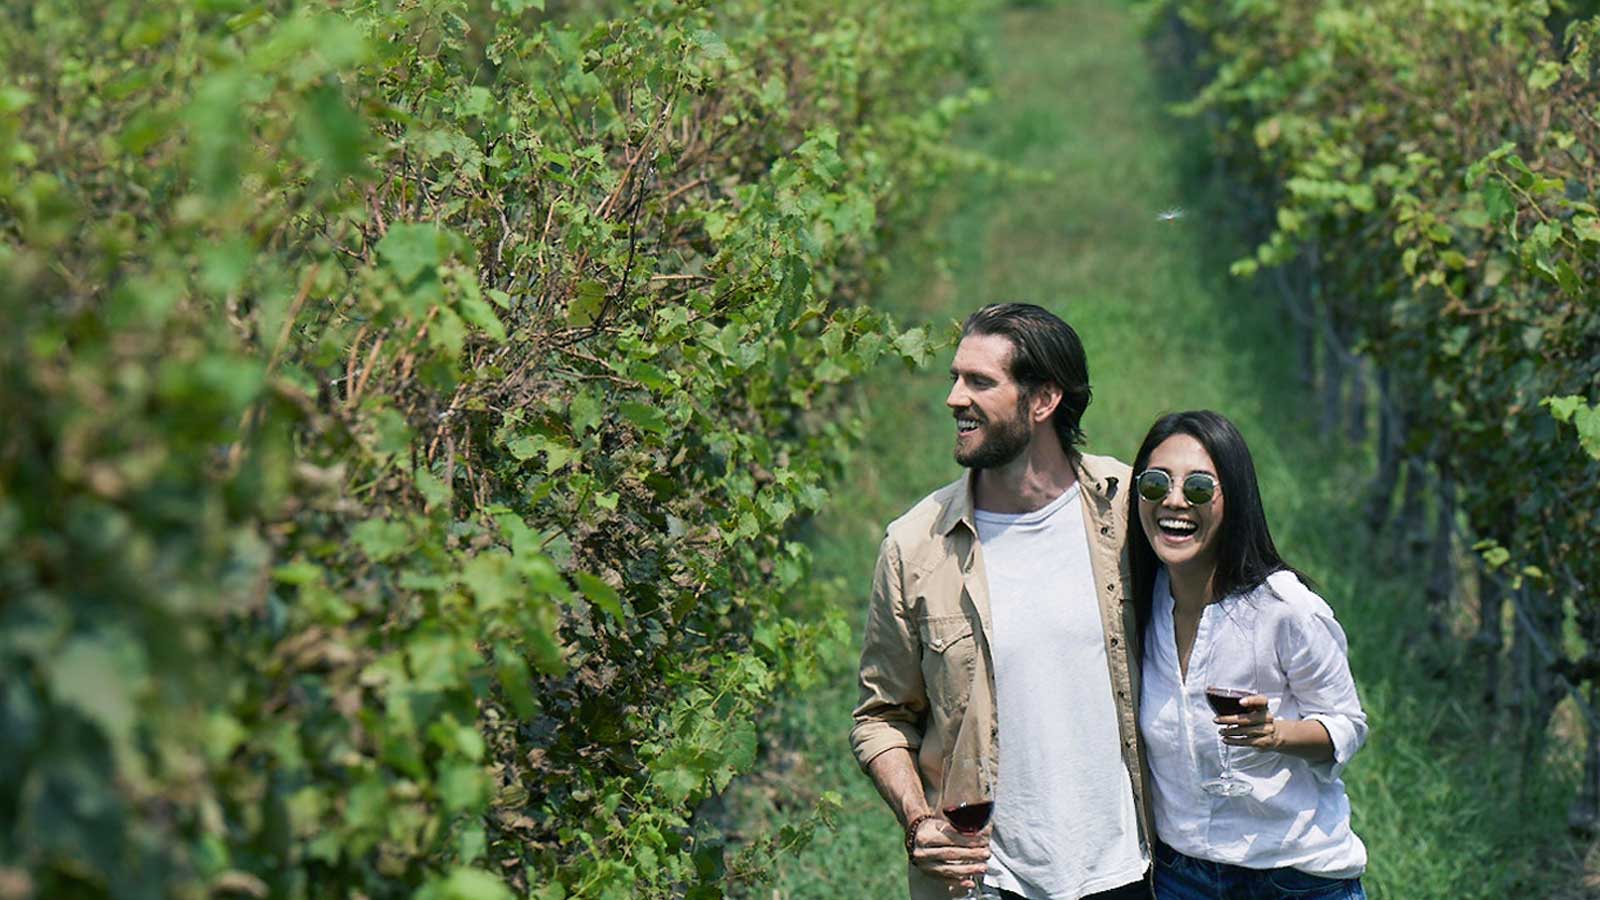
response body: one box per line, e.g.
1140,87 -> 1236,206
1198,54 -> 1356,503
1157,518 -> 1197,536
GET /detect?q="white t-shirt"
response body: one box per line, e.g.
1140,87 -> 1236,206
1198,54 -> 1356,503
975,484 -> 1147,899
1139,568 -> 1368,878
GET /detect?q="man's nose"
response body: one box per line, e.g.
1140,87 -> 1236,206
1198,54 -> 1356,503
946,378 -> 967,408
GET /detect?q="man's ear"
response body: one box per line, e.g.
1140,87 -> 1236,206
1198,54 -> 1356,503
1030,384 -> 1063,423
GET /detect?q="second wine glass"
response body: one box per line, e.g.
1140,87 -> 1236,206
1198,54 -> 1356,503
940,755 -> 995,899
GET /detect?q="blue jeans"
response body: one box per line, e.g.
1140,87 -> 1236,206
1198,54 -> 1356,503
1153,842 -> 1366,900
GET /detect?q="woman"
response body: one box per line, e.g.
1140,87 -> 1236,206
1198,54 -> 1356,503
1128,410 -> 1368,899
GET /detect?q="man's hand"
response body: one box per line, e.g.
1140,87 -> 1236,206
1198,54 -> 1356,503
909,816 -> 990,888
864,749 -> 991,887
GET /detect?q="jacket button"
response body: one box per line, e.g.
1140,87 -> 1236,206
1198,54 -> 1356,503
1100,526 -> 1110,535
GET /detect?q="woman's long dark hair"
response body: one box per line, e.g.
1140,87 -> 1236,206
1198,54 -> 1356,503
1128,410 -> 1309,660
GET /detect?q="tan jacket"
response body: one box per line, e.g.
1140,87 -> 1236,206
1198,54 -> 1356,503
850,453 -> 1152,900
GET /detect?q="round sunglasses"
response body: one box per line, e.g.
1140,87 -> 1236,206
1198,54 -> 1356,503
1136,468 -> 1220,505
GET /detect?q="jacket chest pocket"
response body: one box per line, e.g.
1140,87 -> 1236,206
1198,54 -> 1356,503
919,614 -> 977,713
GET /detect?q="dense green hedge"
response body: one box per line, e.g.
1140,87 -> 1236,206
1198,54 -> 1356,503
0,1 -> 987,896
1148,0 -> 1600,827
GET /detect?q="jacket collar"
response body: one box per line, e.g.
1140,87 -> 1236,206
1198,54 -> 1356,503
935,453 -> 1122,536
935,470 -> 979,537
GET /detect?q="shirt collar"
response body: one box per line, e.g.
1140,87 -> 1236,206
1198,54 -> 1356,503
936,455 -> 1120,536
935,470 -> 979,537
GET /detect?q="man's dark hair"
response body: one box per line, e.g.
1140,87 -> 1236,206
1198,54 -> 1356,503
1127,410 -> 1311,661
961,302 -> 1092,460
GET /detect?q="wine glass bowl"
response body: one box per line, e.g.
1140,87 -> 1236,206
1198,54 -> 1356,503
1204,686 -> 1251,717
943,799 -> 994,835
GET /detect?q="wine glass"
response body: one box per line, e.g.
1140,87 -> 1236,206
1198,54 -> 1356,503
940,755 -> 994,899
1202,686 -> 1254,797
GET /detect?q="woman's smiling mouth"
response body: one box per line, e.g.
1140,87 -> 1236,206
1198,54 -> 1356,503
1157,517 -> 1198,539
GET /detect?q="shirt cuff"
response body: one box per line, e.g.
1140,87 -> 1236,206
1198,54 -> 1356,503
851,720 -> 922,771
1304,713 -> 1360,782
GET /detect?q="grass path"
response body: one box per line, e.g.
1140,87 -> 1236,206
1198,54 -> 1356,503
725,2 -> 1584,896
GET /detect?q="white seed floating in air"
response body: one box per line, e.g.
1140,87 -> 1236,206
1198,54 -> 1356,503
1156,207 -> 1185,222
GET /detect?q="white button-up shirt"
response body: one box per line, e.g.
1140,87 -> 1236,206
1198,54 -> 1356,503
1139,568 -> 1368,878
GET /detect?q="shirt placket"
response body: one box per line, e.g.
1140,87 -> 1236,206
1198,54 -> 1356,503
1184,608 -> 1216,807
1196,606 -> 1239,855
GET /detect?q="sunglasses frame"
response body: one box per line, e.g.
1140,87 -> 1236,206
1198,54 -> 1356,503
1135,468 -> 1220,506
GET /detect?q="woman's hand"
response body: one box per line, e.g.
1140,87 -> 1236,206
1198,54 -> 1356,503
1218,695 -> 1334,762
908,816 -> 990,887
1218,694 -> 1279,749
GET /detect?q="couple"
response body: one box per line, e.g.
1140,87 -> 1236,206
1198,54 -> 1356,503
851,304 -> 1368,900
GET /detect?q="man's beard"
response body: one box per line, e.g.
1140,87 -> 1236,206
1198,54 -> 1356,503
955,402 -> 1032,469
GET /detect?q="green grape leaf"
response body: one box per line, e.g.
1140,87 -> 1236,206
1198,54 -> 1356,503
352,518 -> 412,562
618,402 -> 669,435
298,85 -> 369,179
568,280 -> 607,326
416,868 -> 514,900
378,223 -> 449,283
574,572 -> 625,622
1544,395 -> 1600,459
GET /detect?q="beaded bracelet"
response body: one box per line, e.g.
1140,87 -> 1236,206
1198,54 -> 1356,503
904,812 -> 938,857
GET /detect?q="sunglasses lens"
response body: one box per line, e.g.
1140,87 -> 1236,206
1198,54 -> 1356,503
1137,470 -> 1171,502
1182,474 -> 1216,505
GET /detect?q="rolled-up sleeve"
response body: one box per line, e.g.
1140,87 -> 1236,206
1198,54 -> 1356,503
1281,606 -> 1367,783
850,534 -> 927,769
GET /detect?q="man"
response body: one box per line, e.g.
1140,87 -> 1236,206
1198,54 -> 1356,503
851,303 -> 1151,899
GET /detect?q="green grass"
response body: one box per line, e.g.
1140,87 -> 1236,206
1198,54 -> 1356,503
722,1 -> 1587,897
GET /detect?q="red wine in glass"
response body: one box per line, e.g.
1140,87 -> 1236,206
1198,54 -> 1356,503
943,801 -> 994,834
1205,687 -> 1251,717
